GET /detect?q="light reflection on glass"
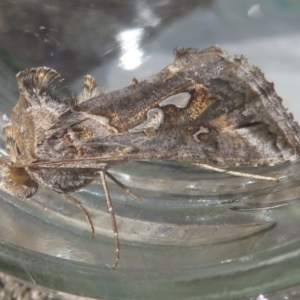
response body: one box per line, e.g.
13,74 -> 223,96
116,28 -> 144,70
257,294 -> 268,300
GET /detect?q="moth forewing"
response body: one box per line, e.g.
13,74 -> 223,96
76,47 -> 300,168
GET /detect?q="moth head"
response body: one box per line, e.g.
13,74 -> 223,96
0,156 -> 38,198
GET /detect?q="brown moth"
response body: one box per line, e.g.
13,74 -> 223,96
1,46 -> 300,269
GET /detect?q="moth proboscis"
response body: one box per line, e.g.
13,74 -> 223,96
1,45 -> 300,269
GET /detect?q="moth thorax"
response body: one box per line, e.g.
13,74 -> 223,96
9,167 -> 31,185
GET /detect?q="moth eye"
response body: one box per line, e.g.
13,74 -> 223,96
9,168 -> 31,185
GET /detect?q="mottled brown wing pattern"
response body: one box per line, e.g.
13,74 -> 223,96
77,46 -> 300,167
1,46 -> 300,269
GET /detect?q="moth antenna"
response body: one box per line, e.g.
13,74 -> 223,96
64,193 -> 95,238
193,163 -> 278,181
99,170 -> 120,269
105,171 -> 140,201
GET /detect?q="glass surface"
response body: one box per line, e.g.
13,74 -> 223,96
0,0 -> 300,299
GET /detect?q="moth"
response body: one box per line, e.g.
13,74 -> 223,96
1,46 -> 300,269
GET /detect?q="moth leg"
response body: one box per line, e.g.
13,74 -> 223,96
105,171 -> 140,201
64,193 -> 95,238
99,170 -> 120,269
193,163 -> 278,181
